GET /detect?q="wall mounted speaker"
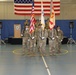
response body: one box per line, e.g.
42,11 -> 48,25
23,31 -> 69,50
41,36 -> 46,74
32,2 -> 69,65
0,22 -> 2,29
69,21 -> 74,29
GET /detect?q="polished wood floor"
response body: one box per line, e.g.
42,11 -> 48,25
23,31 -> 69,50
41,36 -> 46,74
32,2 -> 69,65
0,44 -> 76,75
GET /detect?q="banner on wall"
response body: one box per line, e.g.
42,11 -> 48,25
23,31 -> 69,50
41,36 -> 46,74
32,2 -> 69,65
14,0 -> 60,16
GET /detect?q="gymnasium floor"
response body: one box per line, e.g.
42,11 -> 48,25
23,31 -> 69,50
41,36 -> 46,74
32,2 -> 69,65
0,44 -> 76,75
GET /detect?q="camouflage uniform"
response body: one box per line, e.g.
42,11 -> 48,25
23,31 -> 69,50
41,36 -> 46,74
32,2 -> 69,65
56,26 -> 63,53
22,19 -> 29,35
35,20 -> 41,50
22,25 -> 30,53
48,28 -> 57,55
35,19 -> 41,28
29,30 -> 36,54
24,19 -> 29,26
37,24 -> 48,54
45,18 -> 49,45
45,18 -> 49,29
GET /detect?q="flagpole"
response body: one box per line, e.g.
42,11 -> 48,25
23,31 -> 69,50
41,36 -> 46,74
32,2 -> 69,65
41,0 -> 43,30
41,0 -> 45,30
29,0 -> 36,34
50,0 -> 53,15
50,0 -> 53,37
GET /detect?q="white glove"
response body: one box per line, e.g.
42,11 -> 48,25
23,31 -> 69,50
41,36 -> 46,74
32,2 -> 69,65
32,37 -> 35,39
28,39 -> 30,41
42,37 -> 45,40
21,34 -> 23,37
56,36 -> 58,38
52,37 -> 55,40
61,40 -> 62,42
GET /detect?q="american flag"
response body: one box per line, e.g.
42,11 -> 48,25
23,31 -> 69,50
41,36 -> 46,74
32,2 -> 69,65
14,0 -> 60,16
29,1 -> 36,34
49,0 -> 55,30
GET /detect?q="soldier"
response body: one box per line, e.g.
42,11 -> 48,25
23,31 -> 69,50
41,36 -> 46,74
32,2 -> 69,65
37,24 -> 48,55
36,24 -> 42,51
24,19 -> 29,26
35,19 -> 41,28
45,18 -> 49,30
29,30 -> 36,55
21,24 -> 30,54
34,19 -> 41,47
22,19 -> 29,36
45,18 -> 49,45
48,27 -> 57,55
56,26 -> 63,53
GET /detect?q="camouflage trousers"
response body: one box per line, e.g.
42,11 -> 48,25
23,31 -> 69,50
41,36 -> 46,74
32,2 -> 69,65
22,37 -> 30,52
49,39 -> 57,54
56,41 -> 62,53
30,39 -> 36,52
37,38 -> 46,53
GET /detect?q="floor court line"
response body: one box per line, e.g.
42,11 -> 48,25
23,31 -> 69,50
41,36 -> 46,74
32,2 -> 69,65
42,55 -> 52,75
39,49 -> 52,75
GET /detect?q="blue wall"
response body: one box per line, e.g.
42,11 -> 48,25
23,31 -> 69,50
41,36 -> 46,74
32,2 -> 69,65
0,29 -> 1,40
56,20 -> 76,40
0,20 -> 76,40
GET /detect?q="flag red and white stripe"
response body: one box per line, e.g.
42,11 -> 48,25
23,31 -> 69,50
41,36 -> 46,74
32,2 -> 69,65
49,0 -> 55,30
14,0 -> 60,16
29,2 -> 36,34
29,14 -> 36,33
